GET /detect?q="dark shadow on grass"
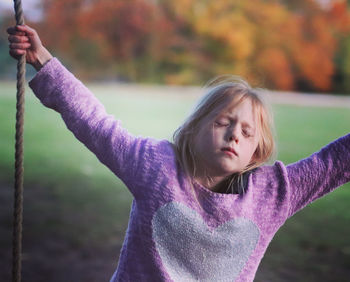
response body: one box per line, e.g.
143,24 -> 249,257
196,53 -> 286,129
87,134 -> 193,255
1,181 -> 350,282
0,181 -> 128,282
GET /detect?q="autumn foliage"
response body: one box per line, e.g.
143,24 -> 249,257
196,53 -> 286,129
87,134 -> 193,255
32,0 -> 350,91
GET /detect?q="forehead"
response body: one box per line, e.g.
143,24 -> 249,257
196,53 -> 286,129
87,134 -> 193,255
220,97 -> 257,123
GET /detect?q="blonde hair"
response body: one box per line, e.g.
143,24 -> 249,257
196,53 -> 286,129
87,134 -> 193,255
173,75 -> 275,194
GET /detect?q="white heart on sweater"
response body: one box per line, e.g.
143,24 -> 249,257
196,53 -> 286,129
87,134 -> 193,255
152,201 -> 260,282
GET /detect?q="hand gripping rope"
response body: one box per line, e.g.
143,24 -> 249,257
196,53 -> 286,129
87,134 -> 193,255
12,0 -> 26,282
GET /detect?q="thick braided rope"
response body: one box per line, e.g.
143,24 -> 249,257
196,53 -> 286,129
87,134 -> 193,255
12,1 -> 26,282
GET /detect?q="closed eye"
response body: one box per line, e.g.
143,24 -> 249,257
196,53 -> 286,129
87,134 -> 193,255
242,129 -> 254,137
215,121 -> 229,127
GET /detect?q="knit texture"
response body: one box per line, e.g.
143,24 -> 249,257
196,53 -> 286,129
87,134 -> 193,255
29,58 -> 350,282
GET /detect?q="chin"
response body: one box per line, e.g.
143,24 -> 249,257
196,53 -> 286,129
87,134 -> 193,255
220,167 -> 241,176
221,163 -> 242,174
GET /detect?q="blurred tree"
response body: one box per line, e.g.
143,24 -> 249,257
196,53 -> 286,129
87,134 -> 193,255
36,0 -> 176,82
37,0 -> 90,73
9,0 -> 350,92
76,0 -> 175,81
166,0 -> 350,91
329,0 -> 350,93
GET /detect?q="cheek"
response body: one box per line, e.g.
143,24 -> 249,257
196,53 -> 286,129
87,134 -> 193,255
194,130 -> 212,156
240,138 -> 258,159
199,127 -> 217,145
248,140 -> 260,162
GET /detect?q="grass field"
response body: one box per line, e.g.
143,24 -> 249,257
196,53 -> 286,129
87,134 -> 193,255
1,81 -> 350,281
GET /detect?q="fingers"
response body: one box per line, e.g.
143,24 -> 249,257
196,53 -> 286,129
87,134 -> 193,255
8,27 -> 31,55
7,26 -> 25,36
7,25 -> 46,63
9,42 -> 30,59
7,25 -> 37,36
10,42 -> 31,50
8,25 -> 42,49
8,34 -> 29,44
8,26 -> 31,59
15,25 -> 37,36
8,25 -> 35,51
9,49 -> 26,59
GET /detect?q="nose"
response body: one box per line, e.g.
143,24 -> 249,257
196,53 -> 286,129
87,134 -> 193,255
229,134 -> 238,143
228,126 -> 239,143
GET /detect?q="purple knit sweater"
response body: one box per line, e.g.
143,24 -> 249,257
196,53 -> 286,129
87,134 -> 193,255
29,58 -> 350,282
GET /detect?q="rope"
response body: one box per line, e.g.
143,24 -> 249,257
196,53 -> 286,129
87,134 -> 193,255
12,0 -> 26,281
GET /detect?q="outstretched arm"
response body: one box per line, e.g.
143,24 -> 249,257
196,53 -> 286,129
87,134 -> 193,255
286,133 -> 350,217
6,25 -> 153,196
7,25 -> 52,71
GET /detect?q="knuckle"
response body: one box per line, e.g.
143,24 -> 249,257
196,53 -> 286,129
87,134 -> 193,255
15,36 -> 25,43
9,36 -> 17,43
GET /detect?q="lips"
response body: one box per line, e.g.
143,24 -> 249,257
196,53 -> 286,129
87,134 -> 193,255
221,147 -> 238,157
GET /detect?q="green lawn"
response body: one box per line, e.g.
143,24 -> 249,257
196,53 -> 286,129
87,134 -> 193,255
1,81 -> 349,281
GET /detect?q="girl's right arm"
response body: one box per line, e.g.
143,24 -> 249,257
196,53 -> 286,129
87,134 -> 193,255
7,25 -> 151,191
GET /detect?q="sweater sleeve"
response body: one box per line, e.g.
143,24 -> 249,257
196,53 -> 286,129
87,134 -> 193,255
286,133 -> 350,217
28,58 -> 164,196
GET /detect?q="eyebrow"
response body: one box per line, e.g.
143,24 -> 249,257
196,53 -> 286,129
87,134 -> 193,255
241,122 -> 254,130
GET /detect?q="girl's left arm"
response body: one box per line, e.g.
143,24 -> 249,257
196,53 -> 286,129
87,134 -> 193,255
286,133 -> 350,217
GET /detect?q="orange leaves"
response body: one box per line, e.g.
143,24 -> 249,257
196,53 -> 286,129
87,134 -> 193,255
328,0 -> 350,33
36,0 -> 350,91
166,0 -> 347,90
293,42 -> 334,90
39,0 -> 176,80
208,0 -> 349,91
289,14 -> 337,90
257,48 -> 294,90
196,10 -> 255,60
77,0 -> 156,59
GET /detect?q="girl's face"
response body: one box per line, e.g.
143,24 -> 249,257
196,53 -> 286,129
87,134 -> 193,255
194,98 -> 260,185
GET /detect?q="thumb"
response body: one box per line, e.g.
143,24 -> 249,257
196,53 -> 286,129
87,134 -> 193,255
16,25 -> 36,37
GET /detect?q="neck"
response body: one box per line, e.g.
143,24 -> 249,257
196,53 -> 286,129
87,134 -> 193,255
195,173 -> 243,194
194,174 -> 227,191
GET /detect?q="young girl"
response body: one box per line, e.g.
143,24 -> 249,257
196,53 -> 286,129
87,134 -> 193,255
8,25 -> 350,282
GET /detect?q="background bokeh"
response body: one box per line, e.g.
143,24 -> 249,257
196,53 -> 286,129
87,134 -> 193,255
1,1 -> 350,281
1,0 -> 350,93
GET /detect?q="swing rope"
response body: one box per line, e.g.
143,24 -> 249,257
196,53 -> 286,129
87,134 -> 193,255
12,0 -> 26,281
